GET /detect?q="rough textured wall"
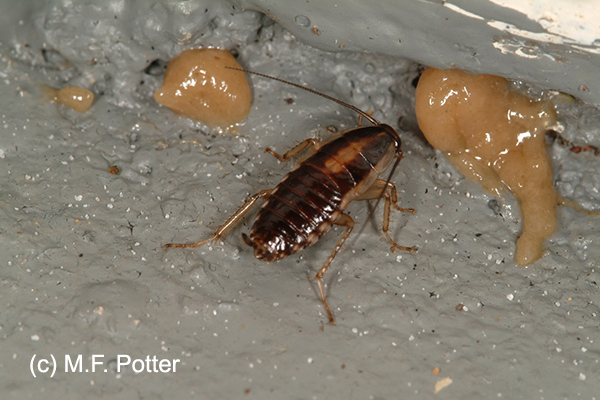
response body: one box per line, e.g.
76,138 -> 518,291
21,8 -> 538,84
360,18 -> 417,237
0,1 -> 598,399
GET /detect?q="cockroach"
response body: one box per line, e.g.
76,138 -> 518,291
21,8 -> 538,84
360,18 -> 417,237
164,68 -> 416,324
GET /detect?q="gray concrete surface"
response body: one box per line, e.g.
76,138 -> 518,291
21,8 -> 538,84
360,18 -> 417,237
234,0 -> 600,106
0,1 -> 599,399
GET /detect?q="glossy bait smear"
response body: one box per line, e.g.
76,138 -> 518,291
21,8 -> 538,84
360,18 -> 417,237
415,68 -> 558,266
154,48 -> 252,127
43,85 -> 94,112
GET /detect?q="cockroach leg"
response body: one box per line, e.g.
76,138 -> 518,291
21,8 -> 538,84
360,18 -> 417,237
546,129 -> 600,156
314,213 -> 355,325
264,138 -> 319,162
164,189 -> 274,250
356,179 -> 416,254
559,195 -> 600,216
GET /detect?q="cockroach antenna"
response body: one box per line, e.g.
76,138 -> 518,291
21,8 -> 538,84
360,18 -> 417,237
225,66 -> 380,126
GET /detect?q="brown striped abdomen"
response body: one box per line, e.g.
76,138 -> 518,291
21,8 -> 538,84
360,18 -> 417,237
243,125 -> 400,262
